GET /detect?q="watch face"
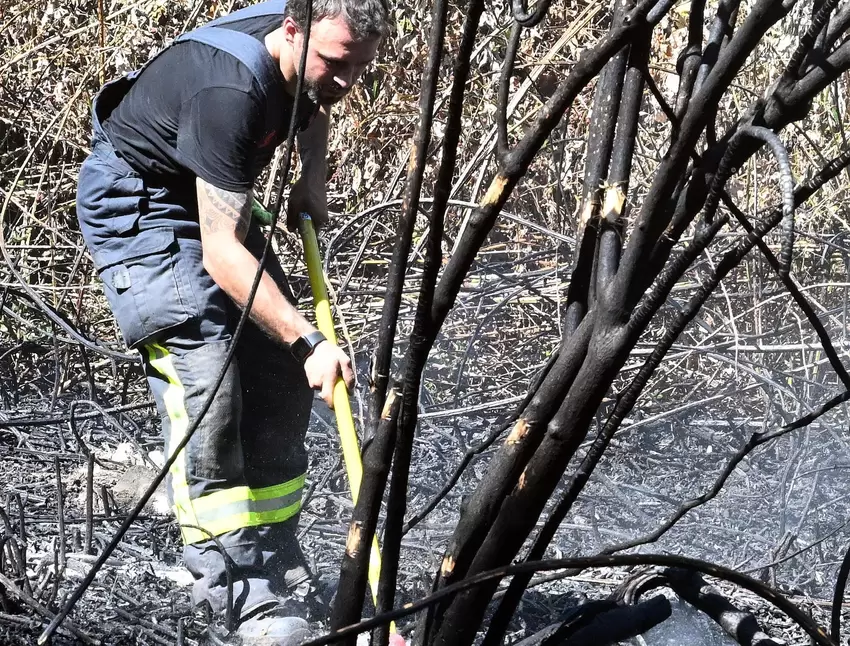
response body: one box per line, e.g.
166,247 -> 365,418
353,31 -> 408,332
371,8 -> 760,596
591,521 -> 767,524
292,337 -> 310,363
292,332 -> 325,364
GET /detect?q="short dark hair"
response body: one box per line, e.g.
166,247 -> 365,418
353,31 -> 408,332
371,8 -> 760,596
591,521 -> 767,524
284,0 -> 391,40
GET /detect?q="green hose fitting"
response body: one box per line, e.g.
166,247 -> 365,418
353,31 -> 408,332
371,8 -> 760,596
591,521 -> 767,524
251,199 -> 274,226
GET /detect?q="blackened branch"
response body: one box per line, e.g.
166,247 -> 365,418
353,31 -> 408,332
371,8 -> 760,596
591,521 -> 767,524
496,23 -> 522,161
784,0 -> 841,79
665,568 -> 783,646
375,0 -> 486,639
693,0 -> 741,95
510,0 -> 553,28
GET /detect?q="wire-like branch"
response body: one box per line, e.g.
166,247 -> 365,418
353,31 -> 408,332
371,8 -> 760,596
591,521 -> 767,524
510,0 -> 553,27
601,388 -> 850,555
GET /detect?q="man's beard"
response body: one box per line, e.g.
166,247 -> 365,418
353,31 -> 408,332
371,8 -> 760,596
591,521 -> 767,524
304,78 -> 347,105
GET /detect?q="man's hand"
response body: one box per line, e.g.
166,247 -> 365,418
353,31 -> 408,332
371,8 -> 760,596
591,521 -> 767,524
303,340 -> 354,408
287,175 -> 328,231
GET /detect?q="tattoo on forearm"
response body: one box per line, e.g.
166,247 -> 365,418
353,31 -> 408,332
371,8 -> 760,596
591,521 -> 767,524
198,181 -> 251,238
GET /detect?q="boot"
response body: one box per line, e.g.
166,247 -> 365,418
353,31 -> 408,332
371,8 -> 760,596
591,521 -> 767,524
206,602 -> 311,646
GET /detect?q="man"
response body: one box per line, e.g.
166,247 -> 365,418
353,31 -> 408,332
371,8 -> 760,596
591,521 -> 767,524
75,1 -> 389,643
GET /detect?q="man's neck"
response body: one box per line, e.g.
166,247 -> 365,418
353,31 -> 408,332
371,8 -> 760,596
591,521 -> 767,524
265,27 -> 298,95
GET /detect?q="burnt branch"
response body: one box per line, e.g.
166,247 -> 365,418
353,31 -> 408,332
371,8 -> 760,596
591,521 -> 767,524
570,0 -> 632,322
673,0 -> 705,119
430,0 -> 673,349
783,0 -> 841,79
365,0 -> 450,447
478,142 -> 850,643
614,0 -> 794,310
596,24 -> 650,292
510,0 -> 553,28
496,24 -> 522,162
666,568 -> 782,646
693,0 -> 741,96
330,388 -> 401,631
831,539 -> 850,641
514,596 -> 671,646
375,1 -> 486,640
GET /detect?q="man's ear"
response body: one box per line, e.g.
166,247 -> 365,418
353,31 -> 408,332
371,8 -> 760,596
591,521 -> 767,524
282,16 -> 301,46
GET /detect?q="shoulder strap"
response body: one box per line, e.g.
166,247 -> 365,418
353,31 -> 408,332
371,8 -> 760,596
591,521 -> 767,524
174,26 -> 280,99
204,0 -> 287,27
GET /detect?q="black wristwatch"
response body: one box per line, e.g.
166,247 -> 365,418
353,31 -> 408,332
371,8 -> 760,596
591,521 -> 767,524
290,331 -> 327,364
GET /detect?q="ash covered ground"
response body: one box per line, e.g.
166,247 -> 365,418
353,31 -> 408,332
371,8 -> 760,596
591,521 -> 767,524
3,233 -> 850,645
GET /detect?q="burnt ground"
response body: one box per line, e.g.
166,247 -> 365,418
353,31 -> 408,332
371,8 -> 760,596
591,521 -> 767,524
3,217 -> 850,645
2,365 -> 850,645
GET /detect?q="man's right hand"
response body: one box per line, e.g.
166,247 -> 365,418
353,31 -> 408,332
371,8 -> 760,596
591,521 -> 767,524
303,341 -> 354,408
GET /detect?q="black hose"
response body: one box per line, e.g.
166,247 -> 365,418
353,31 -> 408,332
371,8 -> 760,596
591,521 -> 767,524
831,540 -> 850,641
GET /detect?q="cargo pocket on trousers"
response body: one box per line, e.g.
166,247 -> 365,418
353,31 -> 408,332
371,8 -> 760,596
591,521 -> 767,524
99,227 -> 198,349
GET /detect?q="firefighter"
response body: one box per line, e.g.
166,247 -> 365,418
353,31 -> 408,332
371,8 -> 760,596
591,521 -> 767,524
75,1 -> 388,642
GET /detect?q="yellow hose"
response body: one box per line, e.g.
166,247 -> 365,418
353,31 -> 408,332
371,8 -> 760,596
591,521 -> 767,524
299,214 -> 389,619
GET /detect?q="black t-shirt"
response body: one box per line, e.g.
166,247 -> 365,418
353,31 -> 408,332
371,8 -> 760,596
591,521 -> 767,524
103,13 -> 317,192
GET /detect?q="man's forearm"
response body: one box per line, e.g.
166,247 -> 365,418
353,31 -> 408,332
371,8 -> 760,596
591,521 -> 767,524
196,177 -> 314,346
298,105 -> 330,178
204,239 -> 314,346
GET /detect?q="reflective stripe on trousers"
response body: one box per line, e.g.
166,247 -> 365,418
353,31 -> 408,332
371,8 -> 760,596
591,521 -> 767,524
144,342 -> 305,545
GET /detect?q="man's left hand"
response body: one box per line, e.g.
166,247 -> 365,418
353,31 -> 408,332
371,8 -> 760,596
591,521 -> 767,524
288,176 -> 328,231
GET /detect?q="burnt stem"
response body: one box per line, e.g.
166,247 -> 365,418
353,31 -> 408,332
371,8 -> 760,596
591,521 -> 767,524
572,0 -> 632,313
693,0 -> 741,95
596,24 -> 649,295
613,0 -> 793,311
374,2 -> 486,643
330,389 -> 402,633
365,0 -> 450,450
673,0 -> 705,119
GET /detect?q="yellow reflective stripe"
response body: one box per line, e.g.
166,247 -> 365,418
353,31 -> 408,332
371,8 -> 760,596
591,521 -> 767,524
181,499 -> 302,545
191,474 -> 306,515
186,475 -> 306,544
144,342 -> 198,542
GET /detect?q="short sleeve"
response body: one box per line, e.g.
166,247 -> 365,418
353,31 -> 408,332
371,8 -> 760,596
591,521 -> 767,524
176,86 -> 264,192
